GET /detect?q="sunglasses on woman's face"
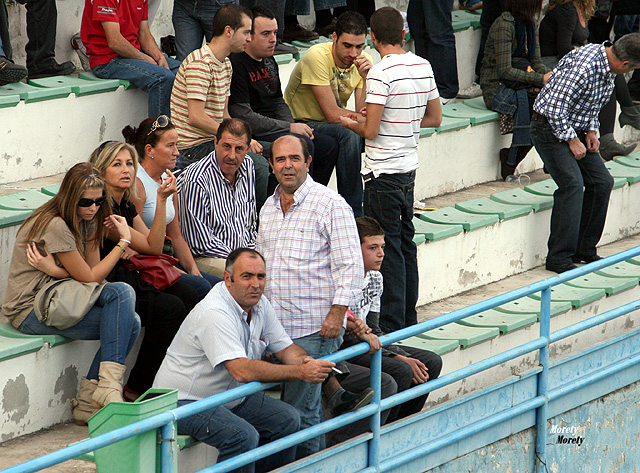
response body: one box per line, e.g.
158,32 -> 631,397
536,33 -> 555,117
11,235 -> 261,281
147,115 -> 170,136
78,196 -> 106,208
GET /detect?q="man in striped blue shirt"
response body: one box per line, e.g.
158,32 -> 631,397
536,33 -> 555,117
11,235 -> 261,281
177,118 -> 257,278
531,34 -> 640,274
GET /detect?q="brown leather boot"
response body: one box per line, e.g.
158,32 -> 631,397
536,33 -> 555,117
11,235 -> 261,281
71,377 -> 99,425
92,362 -> 126,408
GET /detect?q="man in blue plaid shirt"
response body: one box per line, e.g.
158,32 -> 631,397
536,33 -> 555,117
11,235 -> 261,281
531,33 -> 640,274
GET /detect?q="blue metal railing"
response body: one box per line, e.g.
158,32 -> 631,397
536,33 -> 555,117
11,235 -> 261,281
4,246 -> 640,473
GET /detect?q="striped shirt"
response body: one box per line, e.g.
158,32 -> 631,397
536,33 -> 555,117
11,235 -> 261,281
170,44 -> 232,150
256,175 -> 363,339
153,282 -> 292,408
362,52 -> 439,177
177,151 -> 256,258
533,43 -> 616,142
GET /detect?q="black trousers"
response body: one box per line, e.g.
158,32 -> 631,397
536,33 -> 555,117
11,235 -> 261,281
17,0 -> 58,72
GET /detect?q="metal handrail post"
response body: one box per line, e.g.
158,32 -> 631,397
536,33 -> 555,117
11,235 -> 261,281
368,349 -> 382,472
535,287 -> 551,473
160,421 -> 175,473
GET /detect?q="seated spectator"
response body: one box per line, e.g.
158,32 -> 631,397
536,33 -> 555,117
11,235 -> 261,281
342,217 -> 443,423
480,0 -> 551,179
170,4 -> 269,210
1,163 -> 140,425
153,248 -> 335,472
89,141 -> 200,399
80,0 -> 181,116
177,118 -> 257,278
229,6 -> 338,190
122,116 -> 222,298
284,11 -> 372,216
541,0 -> 638,160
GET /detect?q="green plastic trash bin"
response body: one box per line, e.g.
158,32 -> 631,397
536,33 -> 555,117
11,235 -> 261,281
88,388 -> 178,473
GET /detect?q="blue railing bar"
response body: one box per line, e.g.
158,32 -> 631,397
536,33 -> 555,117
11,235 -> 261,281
368,349 -> 383,471
548,351 -> 640,401
550,299 -> 640,343
378,337 -> 547,411
535,288 -> 552,473
160,422 -> 175,473
379,396 -> 546,472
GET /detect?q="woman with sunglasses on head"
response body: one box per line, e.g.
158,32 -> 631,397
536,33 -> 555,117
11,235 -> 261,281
1,163 -> 141,425
89,141 -> 200,401
122,116 -> 221,298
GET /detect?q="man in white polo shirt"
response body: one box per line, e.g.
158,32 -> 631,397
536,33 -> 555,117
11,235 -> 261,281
341,7 -> 442,334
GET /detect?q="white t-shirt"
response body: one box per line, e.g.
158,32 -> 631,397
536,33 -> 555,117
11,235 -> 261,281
362,52 -> 439,177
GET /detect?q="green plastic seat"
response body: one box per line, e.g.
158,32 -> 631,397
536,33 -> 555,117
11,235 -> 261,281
41,183 -> 61,196
596,261 -> 640,279
452,10 -> 481,28
457,309 -> 538,334
394,336 -> 459,355
177,435 -> 199,451
79,71 -> 134,89
419,127 -> 436,138
419,323 -> 500,348
604,160 -> 640,184
434,116 -> 471,133
0,189 -> 51,211
0,93 -> 20,108
413,233 -> 427,245
614,154 -> 640,168
0,81 -> 72,103
0,208 -> 32,229
494,296 -> 572,319
29,75 -> 121,96
293,49 -> 309,60
441,102 -> 499,125
529,285 -> 606,308
291,40 -> 314,48
274,53 -> 294,65
451,11 -> 472,31
490,188 -> 553,212
564,273 -> 638,296
0,322 -> 72,347
464,96 -> 488,110
413,216 -> 463,241
416,207 -> 499,231
524,179 -> 558,196
625,256 -> 640,266
455,197 -> 532,221
0,336 -> 43,361
612,176 -> 628,189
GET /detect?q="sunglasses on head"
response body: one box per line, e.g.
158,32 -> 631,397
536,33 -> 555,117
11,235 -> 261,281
147,115 -> 170,136
97,140 -> 117,156
78,196 -> 107,208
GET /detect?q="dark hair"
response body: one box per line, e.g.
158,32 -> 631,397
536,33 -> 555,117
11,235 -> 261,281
225,248 -> 266,277
370,7 -> 403,46
270,135 -> 311,163
356,216 -> 385,243
216,118 -> 252,145
251,5 -> 275,22
505,0 -> 542,24
211,4 -> 253,38
335,11 -> 368,39
613,33 -> 640,67
122,116 -> 175,162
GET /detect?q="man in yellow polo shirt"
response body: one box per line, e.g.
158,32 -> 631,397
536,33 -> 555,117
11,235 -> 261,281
284,11 -> 372,217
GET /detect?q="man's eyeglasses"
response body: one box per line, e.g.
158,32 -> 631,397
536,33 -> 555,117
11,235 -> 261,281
78,196 -> 107,208
147,115 -> 170,136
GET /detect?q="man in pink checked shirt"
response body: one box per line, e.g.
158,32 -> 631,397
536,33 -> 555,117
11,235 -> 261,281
256,134 -> 363,459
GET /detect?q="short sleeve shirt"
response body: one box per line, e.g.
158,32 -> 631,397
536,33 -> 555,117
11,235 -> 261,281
2,217 -> 79,327
284,42 -> 371,122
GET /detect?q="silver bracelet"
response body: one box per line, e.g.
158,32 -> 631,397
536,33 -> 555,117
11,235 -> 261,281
119,238 -> 132,245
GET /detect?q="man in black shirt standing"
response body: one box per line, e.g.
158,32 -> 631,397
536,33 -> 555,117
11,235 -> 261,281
229,6 -> 338,188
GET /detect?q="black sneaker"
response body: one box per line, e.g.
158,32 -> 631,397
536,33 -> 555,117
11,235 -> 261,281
545,261 -> 578,274
0,57 -> 28,85
330,388 -> 375,417
28,61 -> 75,80
571,254 -> 602,264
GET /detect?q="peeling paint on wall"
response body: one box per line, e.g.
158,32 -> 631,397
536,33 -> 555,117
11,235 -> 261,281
54,366 -> 78,403
2,375 -> 29,423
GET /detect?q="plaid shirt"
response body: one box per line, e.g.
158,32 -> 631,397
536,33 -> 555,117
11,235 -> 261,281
256,175 -> 363,339
534,43 -> 616,141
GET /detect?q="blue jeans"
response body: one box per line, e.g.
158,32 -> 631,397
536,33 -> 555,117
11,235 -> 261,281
93,56 -> 181,117
407,0 -> 459,99
282,330 -> 343,459
177,393 -> 300,473
364,172 -> 419,333
18,282 -> 141,380
305,121 -> 363,216
172,0 -> 238,61
179,271 -> 221,299
530,114 -> 614,265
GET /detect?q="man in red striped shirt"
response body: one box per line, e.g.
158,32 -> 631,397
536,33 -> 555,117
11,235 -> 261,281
341,7 -> 442,333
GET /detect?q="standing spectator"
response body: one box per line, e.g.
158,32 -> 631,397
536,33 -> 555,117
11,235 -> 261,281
81,0 -> 181,116
531,34 -> 640,273
341,7 -> 441,333
0,4 -> 27,84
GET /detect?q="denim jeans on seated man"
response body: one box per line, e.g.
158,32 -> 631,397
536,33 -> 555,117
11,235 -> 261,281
530,114 -> 614,267
176,140 -> 270,214
93,56 -> 181,117
177,392 -> 300,473
282,330 -> 343,459
305,121 -> 363,216
364,172 -> 418,334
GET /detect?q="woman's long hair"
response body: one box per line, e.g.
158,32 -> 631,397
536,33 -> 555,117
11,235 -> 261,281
506,0 -> 543,24
545,0 -> 596,21
22,162 -> 112,251
89,141 -> 140,202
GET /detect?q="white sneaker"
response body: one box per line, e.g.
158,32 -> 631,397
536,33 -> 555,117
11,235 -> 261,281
440,96 -> 456,106
458,82 -> 482,99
